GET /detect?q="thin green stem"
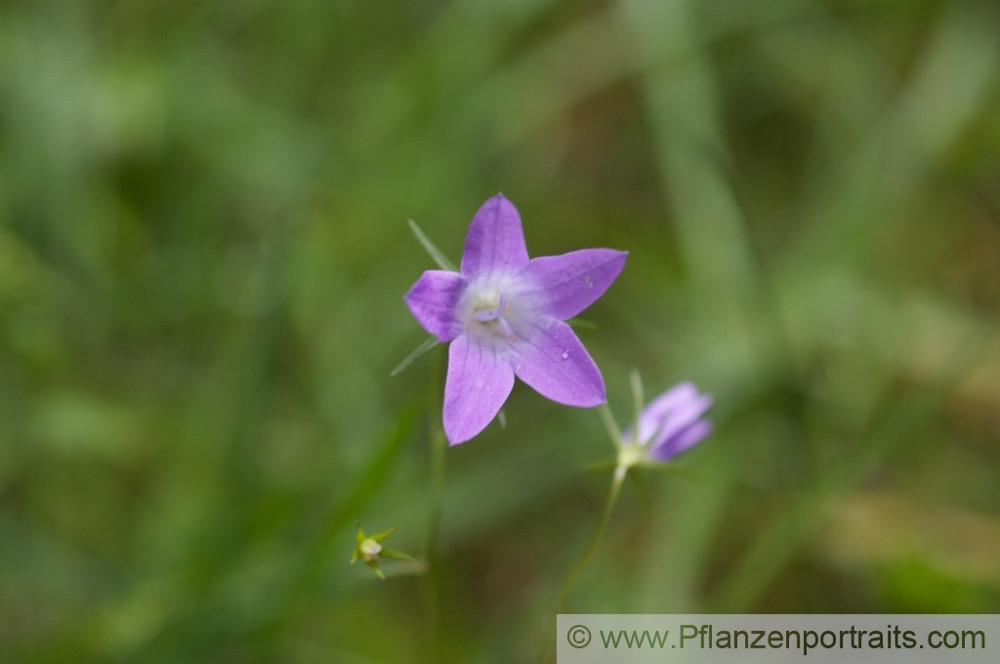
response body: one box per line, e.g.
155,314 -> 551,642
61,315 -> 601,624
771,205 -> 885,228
537,463 -> 627,663
423,421 -> 446,661
421,347 -> 448,662
425,426 -> 447,559
557,464 -> 627,611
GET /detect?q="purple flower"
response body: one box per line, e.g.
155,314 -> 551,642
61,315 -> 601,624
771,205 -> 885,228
629,383 -> 712,462
405,194 -> 627,445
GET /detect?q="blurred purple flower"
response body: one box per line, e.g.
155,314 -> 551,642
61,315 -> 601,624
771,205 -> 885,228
405,194 -> 627,445
629,382 -> 712,462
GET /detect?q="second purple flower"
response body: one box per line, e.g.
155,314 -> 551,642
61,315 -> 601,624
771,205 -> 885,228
405,194 -> 627,445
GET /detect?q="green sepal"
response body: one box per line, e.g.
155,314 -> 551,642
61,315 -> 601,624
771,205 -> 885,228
583,456 -> 617,474
379,547 -> 414,561
597,403 -> 625,451
408,219 -> 457,272
365,559 -> 386,580
629,369 -> 644,446
368,525 -> 401,542
636,461 -> 705,484
390,335 -> 440,377
351,522 -> 366,563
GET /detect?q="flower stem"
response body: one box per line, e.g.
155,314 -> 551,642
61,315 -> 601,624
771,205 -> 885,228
557,463 -> 626,610
425,422 -> 447,560
537,462 -> 627,663
422,347 -> 448,660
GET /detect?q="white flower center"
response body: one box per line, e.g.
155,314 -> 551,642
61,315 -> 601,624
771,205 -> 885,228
471,289 -> 514,335
359,538 -> 382,562
458,274 -> 538,344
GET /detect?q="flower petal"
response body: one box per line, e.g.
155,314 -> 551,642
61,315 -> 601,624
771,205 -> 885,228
636,382 -> 699,443
519,248 -> 627,320
649,391 -> 713,452
404,270 -> 466,342
650,420 -> 712,462
512,319 -> 605,407
443,335 -> 515,445
460,194 -> 529,278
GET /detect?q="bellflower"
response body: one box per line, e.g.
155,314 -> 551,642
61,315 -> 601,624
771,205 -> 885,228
626,382 -> 712,463
405,194 -> 627,445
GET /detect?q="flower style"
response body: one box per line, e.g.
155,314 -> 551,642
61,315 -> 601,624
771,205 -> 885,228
405,194 -> 627,445
626,382 -> 712,463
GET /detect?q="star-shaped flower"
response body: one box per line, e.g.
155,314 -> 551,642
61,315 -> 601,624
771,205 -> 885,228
405,194 -> 627,445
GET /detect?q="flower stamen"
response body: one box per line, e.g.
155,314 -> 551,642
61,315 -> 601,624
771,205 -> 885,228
470,291 -> 515,337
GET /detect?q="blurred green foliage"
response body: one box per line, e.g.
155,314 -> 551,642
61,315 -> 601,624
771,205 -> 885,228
2,0 -> 999,662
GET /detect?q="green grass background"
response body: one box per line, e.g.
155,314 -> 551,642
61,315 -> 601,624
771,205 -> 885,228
2,0 -> 999,662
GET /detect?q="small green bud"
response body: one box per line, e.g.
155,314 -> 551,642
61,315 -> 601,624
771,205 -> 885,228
351,522 -> 415,580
